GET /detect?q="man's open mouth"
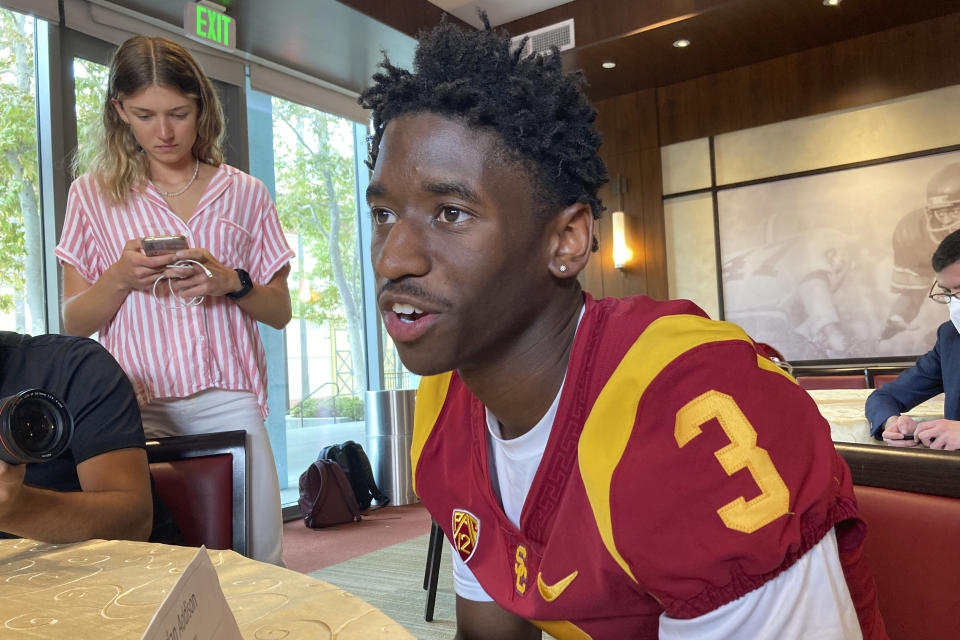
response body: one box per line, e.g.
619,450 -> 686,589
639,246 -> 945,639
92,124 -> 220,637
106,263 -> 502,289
393,302 -> 426,323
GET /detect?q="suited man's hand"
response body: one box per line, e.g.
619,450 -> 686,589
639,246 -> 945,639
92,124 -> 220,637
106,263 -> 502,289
914,419 -> 960,450
881,415 -> 920,447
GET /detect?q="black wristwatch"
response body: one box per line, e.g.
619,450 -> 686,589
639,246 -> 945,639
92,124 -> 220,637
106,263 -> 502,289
226,268 -> 253,299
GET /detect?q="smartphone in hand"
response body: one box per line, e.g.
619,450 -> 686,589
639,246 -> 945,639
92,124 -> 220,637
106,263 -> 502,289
142,234 -> 188,256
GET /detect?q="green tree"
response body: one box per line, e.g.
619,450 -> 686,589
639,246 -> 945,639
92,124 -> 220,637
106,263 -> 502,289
0,10 -> 40,332
72,58 -> 110,177
272,99 -> 365,394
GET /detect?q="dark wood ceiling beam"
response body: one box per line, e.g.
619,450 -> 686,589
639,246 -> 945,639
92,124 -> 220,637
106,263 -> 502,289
335,0 -> 469,38
559,0 -> 960,100
499,0 -> 730,45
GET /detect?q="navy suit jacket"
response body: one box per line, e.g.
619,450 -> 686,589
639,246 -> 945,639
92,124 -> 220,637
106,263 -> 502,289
865,320 -> 960,439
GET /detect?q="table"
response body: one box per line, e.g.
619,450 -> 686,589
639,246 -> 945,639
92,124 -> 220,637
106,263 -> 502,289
0,538 -> 415,639
807,388 -> 945,444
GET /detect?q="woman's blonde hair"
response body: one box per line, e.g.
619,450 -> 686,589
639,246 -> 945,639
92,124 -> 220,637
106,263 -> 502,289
80,36 -> 225,204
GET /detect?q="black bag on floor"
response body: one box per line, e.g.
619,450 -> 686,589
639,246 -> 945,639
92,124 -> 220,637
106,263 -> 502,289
318,440 -> 390,511
298,459 -> 362,528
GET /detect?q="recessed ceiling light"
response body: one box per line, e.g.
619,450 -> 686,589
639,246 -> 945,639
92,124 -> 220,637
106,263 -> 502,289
601,61 -> 616,69
673,39 -> 691,48
823,0 -> 841,6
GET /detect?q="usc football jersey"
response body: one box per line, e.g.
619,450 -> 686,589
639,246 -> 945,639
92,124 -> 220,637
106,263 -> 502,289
412,294 -> 884,639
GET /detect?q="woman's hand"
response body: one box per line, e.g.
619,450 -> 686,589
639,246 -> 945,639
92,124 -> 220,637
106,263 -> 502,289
158,248 -> 291,329
107,238 -> 186,293
163,247 -> 241,299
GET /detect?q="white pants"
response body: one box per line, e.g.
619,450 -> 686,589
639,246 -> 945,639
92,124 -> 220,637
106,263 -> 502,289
140,389 -> 285,567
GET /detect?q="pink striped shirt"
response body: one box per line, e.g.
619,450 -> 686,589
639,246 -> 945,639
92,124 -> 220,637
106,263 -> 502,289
55,164 -> 294,417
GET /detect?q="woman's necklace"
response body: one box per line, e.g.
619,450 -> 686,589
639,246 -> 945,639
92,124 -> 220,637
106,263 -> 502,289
154,158 -> 200,197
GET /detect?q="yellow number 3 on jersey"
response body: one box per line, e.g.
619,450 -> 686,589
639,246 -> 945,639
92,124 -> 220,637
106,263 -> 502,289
675,390 -> 790,533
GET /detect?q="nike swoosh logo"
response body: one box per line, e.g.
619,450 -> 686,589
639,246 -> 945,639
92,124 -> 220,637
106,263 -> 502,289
537,570 -> 578,602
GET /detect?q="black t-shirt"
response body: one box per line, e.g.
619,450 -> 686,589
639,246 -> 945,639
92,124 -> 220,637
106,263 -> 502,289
0,332 -> 145,488
0,332 -> 180,543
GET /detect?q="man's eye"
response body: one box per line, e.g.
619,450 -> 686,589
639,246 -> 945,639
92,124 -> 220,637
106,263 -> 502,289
371,208 -> 396,225
438,207 -> 470,224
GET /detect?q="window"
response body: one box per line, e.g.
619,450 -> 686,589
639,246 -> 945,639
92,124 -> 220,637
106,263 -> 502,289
0,9 -> 44,333
71,57 -> 109,177
251,90 -> 369,505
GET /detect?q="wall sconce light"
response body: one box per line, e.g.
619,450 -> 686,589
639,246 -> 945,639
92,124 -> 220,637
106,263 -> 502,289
612,211 -> 632,269
610,175 -> 633,270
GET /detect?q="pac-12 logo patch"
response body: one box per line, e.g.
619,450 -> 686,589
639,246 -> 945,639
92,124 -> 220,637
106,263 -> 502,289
452,509 -> 480,563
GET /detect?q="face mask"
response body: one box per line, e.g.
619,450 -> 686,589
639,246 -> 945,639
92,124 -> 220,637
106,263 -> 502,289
950,298 -> 960,335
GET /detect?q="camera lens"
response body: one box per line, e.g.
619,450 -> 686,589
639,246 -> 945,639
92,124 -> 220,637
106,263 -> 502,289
0,390 -> 73,465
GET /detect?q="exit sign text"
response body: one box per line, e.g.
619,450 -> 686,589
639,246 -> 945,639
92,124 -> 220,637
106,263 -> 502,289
183,1 -> 236,50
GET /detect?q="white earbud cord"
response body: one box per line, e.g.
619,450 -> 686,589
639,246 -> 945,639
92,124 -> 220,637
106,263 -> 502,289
152,259 -> 214,309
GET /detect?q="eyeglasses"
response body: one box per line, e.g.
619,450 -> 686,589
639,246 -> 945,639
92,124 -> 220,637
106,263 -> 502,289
929,280 -> 960,304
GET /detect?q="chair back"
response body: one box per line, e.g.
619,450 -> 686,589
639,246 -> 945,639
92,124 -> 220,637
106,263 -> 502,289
796,374 -> 868,390
146,430 -> 247,555
835,443 -> 960,640
869,373 -> 899,389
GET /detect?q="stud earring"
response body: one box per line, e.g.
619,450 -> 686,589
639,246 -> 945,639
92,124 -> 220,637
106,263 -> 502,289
559,264 -> 567,273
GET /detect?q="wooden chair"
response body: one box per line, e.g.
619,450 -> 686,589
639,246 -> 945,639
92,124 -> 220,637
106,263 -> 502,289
424,519 -> 444,621
869,373 -> 900,389
835,442 -> 960,640
146,429 -> 247,555
796,374 -> 868,390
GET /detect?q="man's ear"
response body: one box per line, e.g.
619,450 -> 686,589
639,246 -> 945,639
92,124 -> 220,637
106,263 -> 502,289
547,201 -> 594,278
111,98 -> 129,124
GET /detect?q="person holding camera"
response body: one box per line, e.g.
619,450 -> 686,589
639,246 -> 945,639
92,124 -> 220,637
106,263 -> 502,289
0,332 -> 154,542
55,36 -> 292,565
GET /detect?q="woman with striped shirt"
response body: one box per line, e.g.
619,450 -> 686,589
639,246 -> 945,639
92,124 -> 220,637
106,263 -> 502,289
55,36 -> 292,566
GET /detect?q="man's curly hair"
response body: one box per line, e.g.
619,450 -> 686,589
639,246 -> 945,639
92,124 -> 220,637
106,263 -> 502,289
358,15 -> 608,219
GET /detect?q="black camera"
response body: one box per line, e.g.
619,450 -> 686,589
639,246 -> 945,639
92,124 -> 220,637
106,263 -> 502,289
0,389 -> 73,465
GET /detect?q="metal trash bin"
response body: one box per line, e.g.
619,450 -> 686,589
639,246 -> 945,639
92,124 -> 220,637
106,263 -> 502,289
365,389 -> 418,506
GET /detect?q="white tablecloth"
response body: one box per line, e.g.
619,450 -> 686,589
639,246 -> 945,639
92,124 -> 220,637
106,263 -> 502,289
0,538 -> 414,639
807,388 -> 945,444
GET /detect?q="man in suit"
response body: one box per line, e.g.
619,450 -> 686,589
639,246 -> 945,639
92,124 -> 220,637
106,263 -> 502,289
867,226 -> 960,449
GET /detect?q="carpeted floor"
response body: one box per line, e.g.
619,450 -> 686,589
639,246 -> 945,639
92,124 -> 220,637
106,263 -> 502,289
310,532 -> 457,640
283,502 -> 434,573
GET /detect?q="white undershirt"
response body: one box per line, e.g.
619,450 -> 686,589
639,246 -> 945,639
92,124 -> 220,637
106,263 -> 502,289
451,385 -> 559,599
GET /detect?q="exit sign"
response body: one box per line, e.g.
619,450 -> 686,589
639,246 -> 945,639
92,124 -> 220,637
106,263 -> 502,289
184,1 -> 236,50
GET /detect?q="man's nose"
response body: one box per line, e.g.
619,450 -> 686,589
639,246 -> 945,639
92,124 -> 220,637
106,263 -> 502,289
372,219 -> 430,281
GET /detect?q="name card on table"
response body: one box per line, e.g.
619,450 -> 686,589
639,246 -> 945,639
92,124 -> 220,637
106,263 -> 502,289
141,546 -> 242,640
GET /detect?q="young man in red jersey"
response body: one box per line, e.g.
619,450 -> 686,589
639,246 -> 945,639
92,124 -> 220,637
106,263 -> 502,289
360,17 -> 886,640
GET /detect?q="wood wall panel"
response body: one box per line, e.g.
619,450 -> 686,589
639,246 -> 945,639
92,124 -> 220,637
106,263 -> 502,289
657,12 -> 960,145
638,146 -> 668,300
586,90 -> 667,300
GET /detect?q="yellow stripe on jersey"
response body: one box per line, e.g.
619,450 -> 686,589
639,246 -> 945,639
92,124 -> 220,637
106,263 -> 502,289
412,371 -> 454,495
755,353 -> 797,383
577,314 -> 761,582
